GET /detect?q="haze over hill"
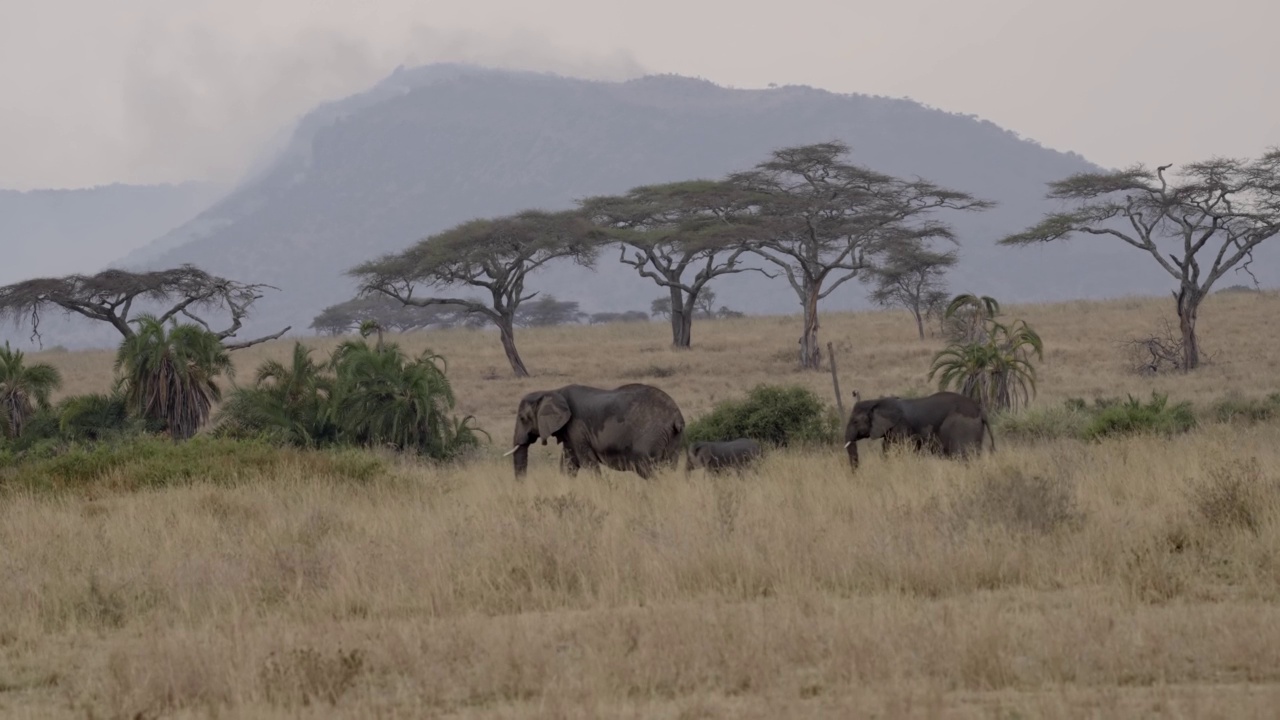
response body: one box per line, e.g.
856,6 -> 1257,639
0,182 -> 224,286
8,63 -> 1276,350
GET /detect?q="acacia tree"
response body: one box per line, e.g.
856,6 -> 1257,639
651,289 -> 720,322
348,209 -> 602,377
867,241 -> 958,340
999,149 -> 1280,370
514,295 -> 585,327
580,180 -> 764,348
0,265 -> 290,350
728,141 -> 994,369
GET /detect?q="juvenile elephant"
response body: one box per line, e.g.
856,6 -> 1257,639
684,438 -> 764,476
843,390 -> 995,470
504,383 -> 685,480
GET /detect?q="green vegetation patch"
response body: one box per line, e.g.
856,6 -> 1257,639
0,436 -> 386,495
685,384 -> 839,448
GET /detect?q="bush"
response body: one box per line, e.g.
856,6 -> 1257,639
949,466 -> 1085,536
992,405 -> 1091,442
1081,392 -> 1197,441
1188,458 -> 1279,535
0,435 -> 386,495
685,384 -> 839,448
1209,391 -> 1280,425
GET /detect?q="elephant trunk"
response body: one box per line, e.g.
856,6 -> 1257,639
512,444 -> 530,479
845,437 -> 859,471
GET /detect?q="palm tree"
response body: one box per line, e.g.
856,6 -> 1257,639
928,303 -> 1044,413
358,319 -> 385,350
215,342 -> 337,446
943,292 -> 1001,343
329,338 -> 482,457
56,388 -> 135,441
0,342 -> 62,439
114,315 -> 232,441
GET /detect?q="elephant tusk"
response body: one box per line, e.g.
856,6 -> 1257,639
502,445 -> 521,457
844,440 -> 852,448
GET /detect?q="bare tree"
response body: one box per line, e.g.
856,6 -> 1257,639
0,265 -> 290,350
999,149 -> 1280,370
729,141 -> 994,369
348,209 -> 602,377
580,180 -> 766,348
867,241 -> 958,340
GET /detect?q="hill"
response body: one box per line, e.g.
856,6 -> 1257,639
0,181 -> 224,286
103,63 -> 1278,347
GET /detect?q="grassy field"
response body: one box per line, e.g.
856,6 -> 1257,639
3,290 -> 1280,718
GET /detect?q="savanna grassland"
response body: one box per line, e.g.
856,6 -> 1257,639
4,290 -> 1280,718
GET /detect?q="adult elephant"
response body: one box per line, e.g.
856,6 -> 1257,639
503,383 -> 685,480
843,390 -> 995,470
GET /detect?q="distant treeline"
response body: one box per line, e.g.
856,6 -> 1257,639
309,292 -> 744,336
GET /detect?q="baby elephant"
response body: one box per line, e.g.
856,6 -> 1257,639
685,438 -> 764,476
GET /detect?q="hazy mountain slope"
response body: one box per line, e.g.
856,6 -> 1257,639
0,182 -> 224,285
111,64 -> 1277,345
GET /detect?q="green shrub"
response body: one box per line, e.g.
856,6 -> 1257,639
0,435 -> 386,494
685,384 -> 839,448
992,405 -> 1091,442
1081,392 -> 1197,441
1209,391 -> 1280,425
57,390 -> 158,441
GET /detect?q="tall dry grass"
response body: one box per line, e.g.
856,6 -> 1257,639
3,291 -> 1280,717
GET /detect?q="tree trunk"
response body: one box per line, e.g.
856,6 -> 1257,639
798,282 -> 822,370
1176,286 -> 1201,371
669,286 -> 691,348
913,308 -> 925,341
497,318 -> 530,377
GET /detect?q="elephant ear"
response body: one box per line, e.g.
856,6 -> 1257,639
870,401 -> 903,436
536,393 -> 572,438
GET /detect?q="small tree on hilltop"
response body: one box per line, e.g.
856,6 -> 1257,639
580,180 -> 767,349
0,265 -> 290,350
867,240 -> 957,340
999,149 -> 1280,371
928,295 -> 1043,413
728,141 -> 994,370
348,209 -> 603,377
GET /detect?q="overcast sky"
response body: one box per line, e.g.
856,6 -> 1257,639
2,0 -> 1276,190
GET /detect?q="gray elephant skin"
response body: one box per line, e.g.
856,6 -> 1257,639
504,383 -> 686,479
843,390 -> 995,470
685,438 -> 764,476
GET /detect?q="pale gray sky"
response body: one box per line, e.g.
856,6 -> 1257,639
2,0 -> 1276,190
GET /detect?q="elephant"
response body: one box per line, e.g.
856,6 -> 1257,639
684,438 -> 764,476
503,383 -> 685,480
843,390 -> 995,470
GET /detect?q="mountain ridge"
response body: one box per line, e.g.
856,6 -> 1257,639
11,63 -> 1276,351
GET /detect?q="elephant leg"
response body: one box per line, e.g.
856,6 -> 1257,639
560,449 -> 581,476
633,458 -> 654,479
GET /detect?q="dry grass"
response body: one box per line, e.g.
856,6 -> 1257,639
3,290 -> 1280,717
